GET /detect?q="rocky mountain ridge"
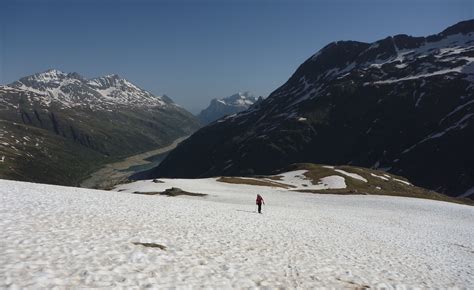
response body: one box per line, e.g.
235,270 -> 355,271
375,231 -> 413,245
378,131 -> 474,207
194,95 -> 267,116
197,92 -> 261,124
9,69 -> 173,110
0,70 -> 201,185
150,20 -> 474,198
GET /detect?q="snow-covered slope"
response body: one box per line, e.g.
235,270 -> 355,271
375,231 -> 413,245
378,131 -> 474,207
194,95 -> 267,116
0,178 -> 472,288
197,92 -> 261,124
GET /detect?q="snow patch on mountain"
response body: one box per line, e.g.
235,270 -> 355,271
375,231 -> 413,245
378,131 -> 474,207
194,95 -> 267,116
270,170 -> 346,190
403,113 -> 474,154
334,169 -> 368,183
459,186 -> 474,198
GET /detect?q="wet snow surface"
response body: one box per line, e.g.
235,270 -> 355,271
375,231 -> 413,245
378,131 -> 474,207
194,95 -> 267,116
1,178 -> 473,288
273,170 -> 347,190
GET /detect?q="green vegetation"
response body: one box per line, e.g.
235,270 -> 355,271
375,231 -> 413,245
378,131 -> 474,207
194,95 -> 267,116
286,163 -> 473,206
215,162 -> 472,205
133,187 -> 207,197
217,176 -> 291,188
0,91 -> 200,186
132,242 -> 166,250
0,120 -> 109,186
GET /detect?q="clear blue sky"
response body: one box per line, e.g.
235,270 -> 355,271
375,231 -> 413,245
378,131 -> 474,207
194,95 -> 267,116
1,0 -> 472,113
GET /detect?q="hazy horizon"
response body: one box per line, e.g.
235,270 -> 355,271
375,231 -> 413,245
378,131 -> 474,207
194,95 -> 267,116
1,0 -> 472,113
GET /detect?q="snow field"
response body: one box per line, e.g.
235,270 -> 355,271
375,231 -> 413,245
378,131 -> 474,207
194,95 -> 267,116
334,169 -> 368,183
0,178 -> 473,288
273,170 -> 339,190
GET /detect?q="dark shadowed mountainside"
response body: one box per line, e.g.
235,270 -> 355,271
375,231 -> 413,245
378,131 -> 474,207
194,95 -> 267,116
0,70 -> 201,185
150,20 -> 474,198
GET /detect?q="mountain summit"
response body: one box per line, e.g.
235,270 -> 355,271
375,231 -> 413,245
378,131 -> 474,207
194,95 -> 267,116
10,69 -> 172,109
197,92 -> 261,124
150,20 -> 474,198
0,70 -> 200,185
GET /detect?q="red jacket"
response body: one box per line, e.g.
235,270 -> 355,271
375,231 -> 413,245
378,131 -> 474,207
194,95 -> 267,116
256,195 -> 264,205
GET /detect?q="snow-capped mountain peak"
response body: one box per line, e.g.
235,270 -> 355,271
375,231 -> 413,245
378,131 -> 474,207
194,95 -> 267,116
197,92 -> 261,124
0,70 -> 201,186
34,69 -> 67,80
17,69 -> 68,85
218,92 -> 256,106
88,74 -> 140,91
267,22 -> 474,111
7,70 -> 171,109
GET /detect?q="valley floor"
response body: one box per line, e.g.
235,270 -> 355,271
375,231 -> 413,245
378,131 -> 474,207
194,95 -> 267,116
79,136 -> 188,189
0,178 -> 473,288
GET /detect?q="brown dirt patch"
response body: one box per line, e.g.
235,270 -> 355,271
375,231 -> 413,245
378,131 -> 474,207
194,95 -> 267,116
217,177 -> 291,188
132,242 -> 166,250
133,187 -> 207,197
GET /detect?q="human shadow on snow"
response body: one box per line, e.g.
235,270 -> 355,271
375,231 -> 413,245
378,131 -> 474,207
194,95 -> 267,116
235,209 -> 258,214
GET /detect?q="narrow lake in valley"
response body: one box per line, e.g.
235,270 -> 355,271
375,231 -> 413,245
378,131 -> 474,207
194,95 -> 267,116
80,136 -> 188,189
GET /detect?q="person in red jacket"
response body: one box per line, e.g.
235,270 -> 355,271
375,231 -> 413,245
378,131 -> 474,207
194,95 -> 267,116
256,194 -> 265,214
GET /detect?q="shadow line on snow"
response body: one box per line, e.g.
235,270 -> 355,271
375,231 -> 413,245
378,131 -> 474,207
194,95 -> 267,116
235,209 -> 258,214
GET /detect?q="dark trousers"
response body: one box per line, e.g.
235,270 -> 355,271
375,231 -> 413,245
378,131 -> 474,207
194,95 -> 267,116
257,203 -> 262,213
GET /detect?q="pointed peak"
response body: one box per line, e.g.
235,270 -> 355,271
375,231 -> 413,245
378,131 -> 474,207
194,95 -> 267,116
14,69 -> 68,85
102,73 -> 121,80
211,92 -> 258,106
226,92 -> 254,101
310,41 -> 370,62
37,69 -> 66,78
44,68 -> 65,74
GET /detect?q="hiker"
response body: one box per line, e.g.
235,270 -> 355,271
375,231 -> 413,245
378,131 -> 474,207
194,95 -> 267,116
256,194 -> 265,214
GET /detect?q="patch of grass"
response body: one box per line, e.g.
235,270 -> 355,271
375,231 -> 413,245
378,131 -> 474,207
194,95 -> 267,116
100,178 -> 135,191
132,242 -> 166,250
296,187 -> 473,205
288,164 -> 340,184
287,163 -> 473,206
269,163 -> 472,205
295,189 -> 368,195
133,187 -> 207,197
265,175 -> 283,181
217,176 -> 290,188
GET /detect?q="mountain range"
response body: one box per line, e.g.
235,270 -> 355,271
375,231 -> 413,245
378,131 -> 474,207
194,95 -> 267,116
149,20 -> 474,199
197,92 -> 262,124
0,70 -> 200,185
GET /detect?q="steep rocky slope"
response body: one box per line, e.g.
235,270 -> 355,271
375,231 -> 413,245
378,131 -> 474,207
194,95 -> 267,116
0,70 -> 201,185
151,20 -> 474,198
